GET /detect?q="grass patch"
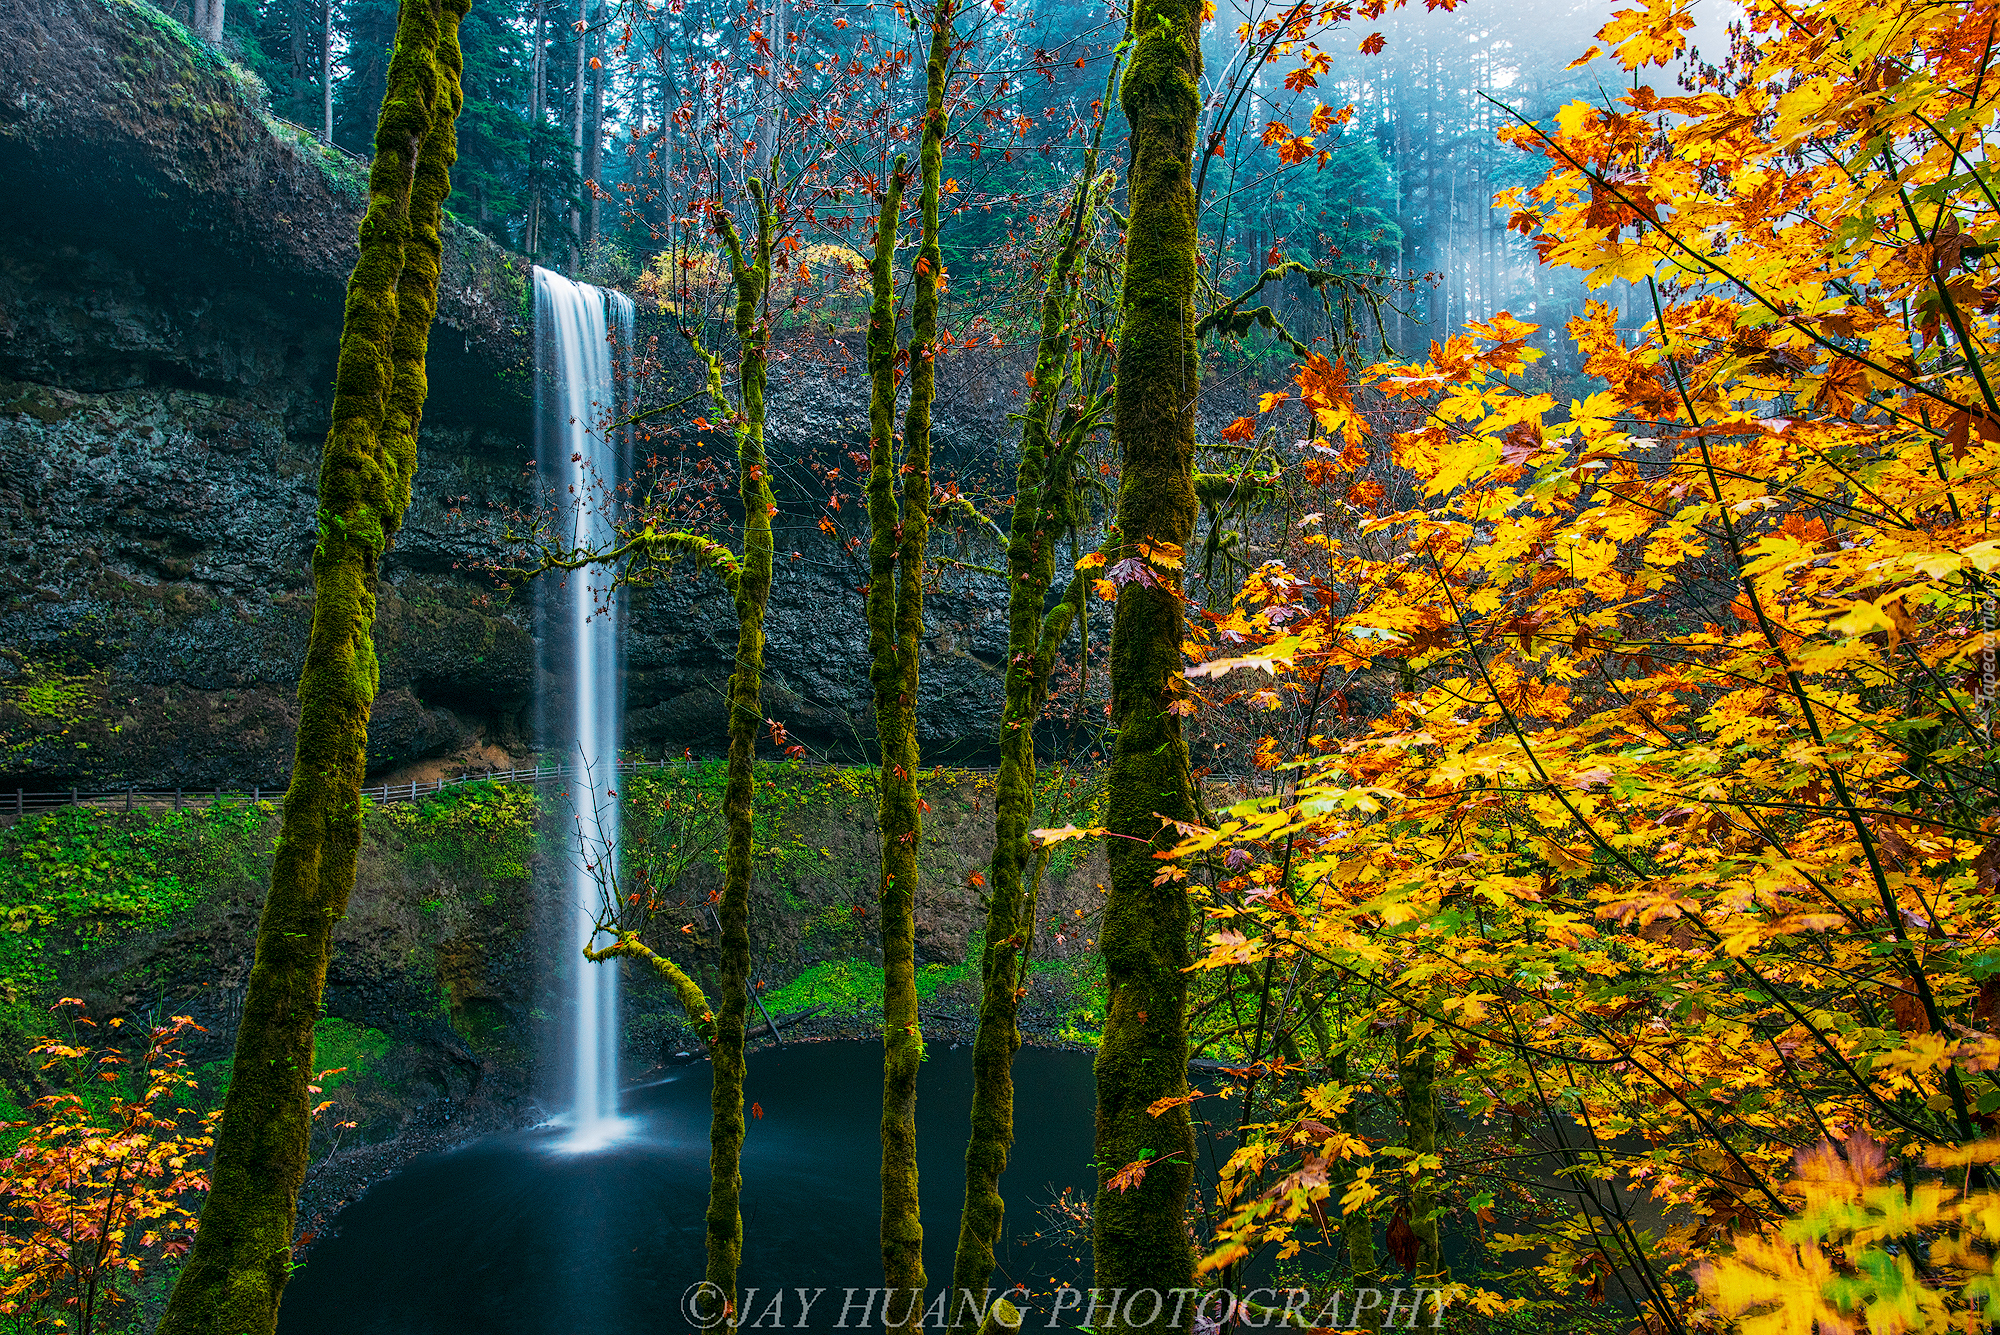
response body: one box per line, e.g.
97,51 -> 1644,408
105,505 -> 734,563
1034,953 -> 1106,1045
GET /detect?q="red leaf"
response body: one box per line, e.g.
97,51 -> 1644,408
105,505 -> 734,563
1386,1207 -> 1419,1270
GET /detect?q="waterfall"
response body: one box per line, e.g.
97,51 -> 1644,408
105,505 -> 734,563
534,266 -> 633,1148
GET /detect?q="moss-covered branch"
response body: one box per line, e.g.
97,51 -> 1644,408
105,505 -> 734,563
496,527 -> 743,598
1193,259 -> 1396,358
584,932 -> 717,1044
156,1 -> 464,1332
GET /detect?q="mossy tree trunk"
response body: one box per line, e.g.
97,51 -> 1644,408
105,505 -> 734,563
1396,1026 -> 1447,1289
1092,0 -> 1202,1316
871,8 -> 951,1324
1326,1042 -> 1379,1329
949,50 -> 1121,1326
156,2 -> 465,1332
703,177 -> 780,1321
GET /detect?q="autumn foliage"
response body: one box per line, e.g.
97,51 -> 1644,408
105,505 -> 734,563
1153,0 -> 2000,1326
0,1003 -> 216,1335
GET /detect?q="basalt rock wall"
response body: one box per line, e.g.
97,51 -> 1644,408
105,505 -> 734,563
0,0 -> 1020,789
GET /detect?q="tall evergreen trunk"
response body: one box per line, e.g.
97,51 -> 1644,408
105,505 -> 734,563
584,3 -> 604,254
320,0 -> 333,144
156,1 -> 463,1331
570,0 -> 586,270
1093,0 -> 1201,1316
701,176 -> 779,1321
526,2 -> 545,257
872,9 -> 950,1324
949,47 -> 1119,1325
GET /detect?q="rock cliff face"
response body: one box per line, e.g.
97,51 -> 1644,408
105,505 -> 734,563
0,0 -> 1021,790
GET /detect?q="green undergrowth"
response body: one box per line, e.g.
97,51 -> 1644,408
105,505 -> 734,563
1037,953 -> 1107,1046
760,955 -> 978,1020
379,781 -> 539,883
0,800 -> 274,1042
622,758 -> 875,880
311,1016 -> 393,1091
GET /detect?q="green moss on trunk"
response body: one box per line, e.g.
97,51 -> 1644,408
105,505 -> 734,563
874,7 -> 952,1316
950,43 -> 1121,1324
1092,0 -> 1202,1316
703,178 -> 779,1318
1397,1027 -> 1447,1288
155,2 -> 464,1332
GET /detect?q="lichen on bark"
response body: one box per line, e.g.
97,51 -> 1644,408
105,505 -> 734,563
1092,0 -> 1203,1316
155,0 -> 465,1331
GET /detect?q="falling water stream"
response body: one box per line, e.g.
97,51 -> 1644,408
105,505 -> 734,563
534,266 -> 634,1147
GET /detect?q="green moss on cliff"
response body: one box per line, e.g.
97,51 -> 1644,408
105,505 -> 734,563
381,781 -> 539,883
0,800 -> 272,1043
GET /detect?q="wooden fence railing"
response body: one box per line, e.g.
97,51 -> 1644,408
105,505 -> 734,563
0,757 -> 1040,820
0,758 -> 1271,821
0,758 -> 704,819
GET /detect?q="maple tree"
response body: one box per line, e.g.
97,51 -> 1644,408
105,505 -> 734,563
0,1005 -> 217,1335
1140,0 -> 2000,1325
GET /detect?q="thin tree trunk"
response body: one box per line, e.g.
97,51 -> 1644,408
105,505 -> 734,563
289,0 -> 307,102
874,9 -> 950,1323
949,44 -> 1119,1326
1331,1046 -> 1378,1309
527,3 -> 545,257
320,0 -> 333,144
571,0 -> 587,271
585,2 -> 605,255
701,175 -> 779,1320
1092,0 -> 1201,1317
753,0 -> 786,180
155,0 -> 463,1331
1397,1027 -> 1447,1288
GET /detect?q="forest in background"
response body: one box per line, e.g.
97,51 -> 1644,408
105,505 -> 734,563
169,0 -> 1648,360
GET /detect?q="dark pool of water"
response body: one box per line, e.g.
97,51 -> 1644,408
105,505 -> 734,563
278,1041 -> 1099,1335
